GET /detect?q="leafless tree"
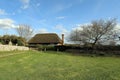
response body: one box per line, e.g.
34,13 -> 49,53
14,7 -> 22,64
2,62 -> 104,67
16,24 -> 33,41
69,18 -> 117,48
109,40 -> 116,46
69,29 -> 81,43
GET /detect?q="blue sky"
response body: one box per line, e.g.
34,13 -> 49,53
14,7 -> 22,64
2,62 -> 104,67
0,0 -> 120,37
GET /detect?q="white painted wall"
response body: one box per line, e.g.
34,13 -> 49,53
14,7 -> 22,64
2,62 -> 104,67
0,45 -> 29,51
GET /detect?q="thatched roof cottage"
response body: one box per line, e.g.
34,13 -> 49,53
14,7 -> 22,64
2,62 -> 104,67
28,33 -> 64,46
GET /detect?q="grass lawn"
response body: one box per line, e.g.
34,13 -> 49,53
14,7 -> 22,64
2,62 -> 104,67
0,50 -> 120,80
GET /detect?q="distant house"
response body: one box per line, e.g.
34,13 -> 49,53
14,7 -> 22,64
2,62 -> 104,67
28,33 -> 64,47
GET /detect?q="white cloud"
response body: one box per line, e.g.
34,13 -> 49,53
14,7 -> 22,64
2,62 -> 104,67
115,23 -> 120,30
21,0 -> 29,4
0,9 -> 16,16
20,0 -> 30,9
72,23 -> 90,31
37,28 -> 48,33
0,18 -> 18,29
0,9 -> 7,15
55,24 -> 68,34
37,19 -> 48,27
39,19 -> 46,23
54,24 -> 70,43
18,9 -> 22,13
77,0 -> 83,3
56,16 -> 65,20
72,26 -> 83,31
53,4 -> 72,13
11,12 -> 16,15
93,0 -> 105,14
36,3 -> 40,7
22,5 -> 29,9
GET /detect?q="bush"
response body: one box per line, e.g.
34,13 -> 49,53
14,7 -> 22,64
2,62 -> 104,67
62,44 -> 120,56
54,45 -> 67,51
0,35 -> 26,46
38,45 -> 55,51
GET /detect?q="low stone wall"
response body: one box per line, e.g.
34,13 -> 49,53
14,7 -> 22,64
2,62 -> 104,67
0,45 -> 29,51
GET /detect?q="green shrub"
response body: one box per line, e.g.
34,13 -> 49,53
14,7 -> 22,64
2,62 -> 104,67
55,45 -> 67,51
37,45 -> 55,51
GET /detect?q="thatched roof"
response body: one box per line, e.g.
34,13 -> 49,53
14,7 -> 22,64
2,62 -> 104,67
28,33 -> 61,44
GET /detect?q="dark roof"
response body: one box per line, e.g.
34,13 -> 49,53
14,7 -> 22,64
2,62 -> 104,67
28,33 -> 61,44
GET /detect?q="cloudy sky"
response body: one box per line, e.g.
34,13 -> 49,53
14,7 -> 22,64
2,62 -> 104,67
0,0 -> 120,37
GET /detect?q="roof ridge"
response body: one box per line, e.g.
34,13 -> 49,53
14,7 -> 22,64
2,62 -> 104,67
36,33 -> 57,35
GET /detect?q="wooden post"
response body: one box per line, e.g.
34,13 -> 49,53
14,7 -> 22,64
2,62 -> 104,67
44,48 -> 46,51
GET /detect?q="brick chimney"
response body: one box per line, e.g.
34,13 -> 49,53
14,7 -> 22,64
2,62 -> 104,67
61,34 -> 64,45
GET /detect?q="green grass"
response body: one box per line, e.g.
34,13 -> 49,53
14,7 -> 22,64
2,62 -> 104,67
0,50 -> 120,80
0,50 -> 25,55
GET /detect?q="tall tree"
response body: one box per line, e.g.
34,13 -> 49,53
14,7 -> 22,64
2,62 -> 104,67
69,18 -> 117,48
16,24 -> 33,41
69,29 -> 81,43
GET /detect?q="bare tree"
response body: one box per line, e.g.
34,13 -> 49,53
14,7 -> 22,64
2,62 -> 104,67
69,29 -> 81,43
109,40 -> 116,46
69,18 -> 117,48
16,24 -> 33,41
